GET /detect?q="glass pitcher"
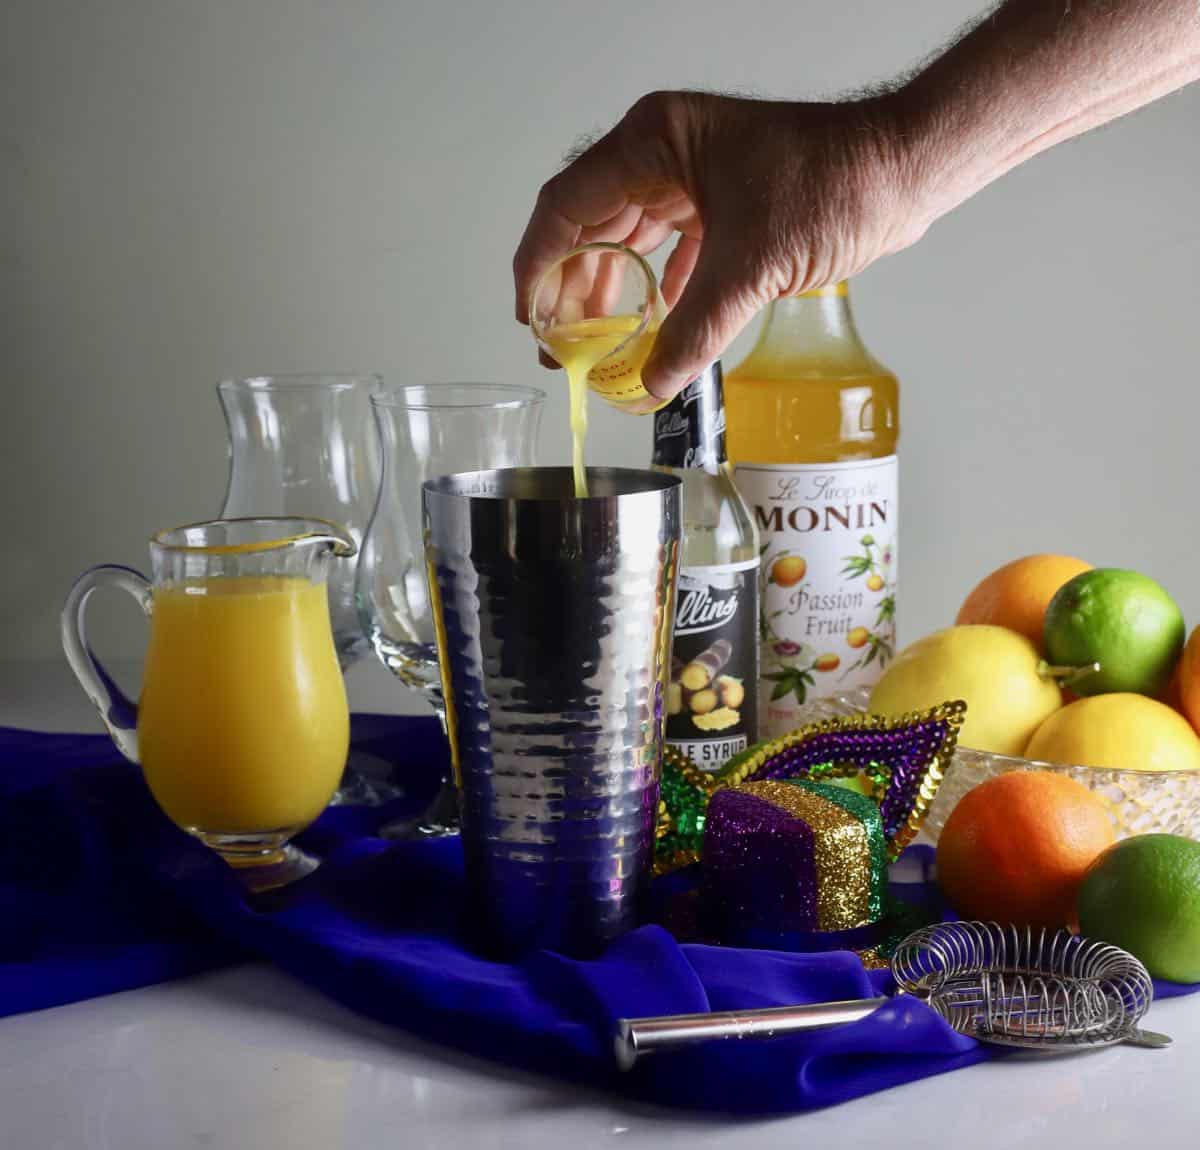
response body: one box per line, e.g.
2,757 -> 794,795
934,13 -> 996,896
62,517 -> 357,891
218,373 -> 392,805
217,374 -> 380,669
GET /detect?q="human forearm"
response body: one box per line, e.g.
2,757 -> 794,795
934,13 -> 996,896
895,0 -> 1200,229
513,1 -> 1200,399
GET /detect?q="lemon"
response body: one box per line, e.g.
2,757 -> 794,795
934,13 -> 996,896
1077,834 -> 1200,982
1043,569 -> 1184,697
868,625 -> 1061,755
1025,693 -> 1200,772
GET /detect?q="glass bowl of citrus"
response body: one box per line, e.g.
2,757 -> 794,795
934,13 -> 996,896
793,686 -> 1200,844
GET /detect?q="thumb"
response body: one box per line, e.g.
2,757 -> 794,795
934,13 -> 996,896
641,239 -> 764,401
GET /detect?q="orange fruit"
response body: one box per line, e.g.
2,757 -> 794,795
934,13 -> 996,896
814,653 -> 839,672
770,555 -> 806,587
955,554 -> 1091,651
1161,657 -> 1185,714
936,770 -> 1115,928
1176,625 -> 1200,734
847,627 -> 869,649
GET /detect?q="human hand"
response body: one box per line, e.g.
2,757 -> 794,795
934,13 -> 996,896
513,91 -> 928,403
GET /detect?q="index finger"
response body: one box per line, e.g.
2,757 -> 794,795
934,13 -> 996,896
513,127 -> 637,324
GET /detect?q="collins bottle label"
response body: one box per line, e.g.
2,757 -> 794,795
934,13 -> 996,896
733,457 -> 898,738
652,363 -> 726,472
666,558 -> 760,769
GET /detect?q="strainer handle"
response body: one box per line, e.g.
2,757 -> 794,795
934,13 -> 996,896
1124,1029 -> 1173,1048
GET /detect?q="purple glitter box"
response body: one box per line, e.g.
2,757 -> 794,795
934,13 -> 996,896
703,779 -> 888,947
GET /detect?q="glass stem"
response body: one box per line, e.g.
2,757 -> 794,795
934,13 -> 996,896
427,687 -> 449,733
424,686 -> 461,825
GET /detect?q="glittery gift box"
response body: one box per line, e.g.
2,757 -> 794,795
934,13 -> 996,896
702,779 -> 888,946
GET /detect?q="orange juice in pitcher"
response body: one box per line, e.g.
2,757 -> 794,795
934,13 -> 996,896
138,574 -> 348,834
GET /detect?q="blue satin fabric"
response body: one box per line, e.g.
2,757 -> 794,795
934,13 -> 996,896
1,718 -> 1194,1113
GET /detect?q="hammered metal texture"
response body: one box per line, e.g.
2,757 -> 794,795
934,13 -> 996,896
793,687 -> 1200,843
424,468 -> 681,957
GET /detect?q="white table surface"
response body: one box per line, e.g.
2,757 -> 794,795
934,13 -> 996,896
3,658 -> 1199,1149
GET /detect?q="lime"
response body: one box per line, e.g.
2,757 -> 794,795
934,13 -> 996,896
869,625 -> 1061,756
1043,569 -> 1184,697
1076,834 -> 1200,982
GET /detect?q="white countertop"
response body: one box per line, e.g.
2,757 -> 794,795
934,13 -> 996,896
3,659 -> 1199,1149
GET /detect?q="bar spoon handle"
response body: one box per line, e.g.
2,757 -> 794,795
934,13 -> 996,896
614,996 -> 889,1071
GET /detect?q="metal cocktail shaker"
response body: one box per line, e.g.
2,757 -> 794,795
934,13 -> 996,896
423,467 -> 681,957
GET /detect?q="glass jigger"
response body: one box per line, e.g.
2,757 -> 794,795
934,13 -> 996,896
357,383 -> 545,838
62,518 -> 356,892
218,373 -> 389,805
529,242 -> 665,414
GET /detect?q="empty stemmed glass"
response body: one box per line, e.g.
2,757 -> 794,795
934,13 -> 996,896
357,383 -> 545,837
218,373 -> 392,804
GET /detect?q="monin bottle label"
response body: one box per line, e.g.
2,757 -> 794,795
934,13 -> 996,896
734,456 -> 898,738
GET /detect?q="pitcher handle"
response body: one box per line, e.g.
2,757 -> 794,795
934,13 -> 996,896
61,565 -> 151,764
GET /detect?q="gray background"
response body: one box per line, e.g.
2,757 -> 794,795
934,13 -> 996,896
4,0 -> 1199,670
